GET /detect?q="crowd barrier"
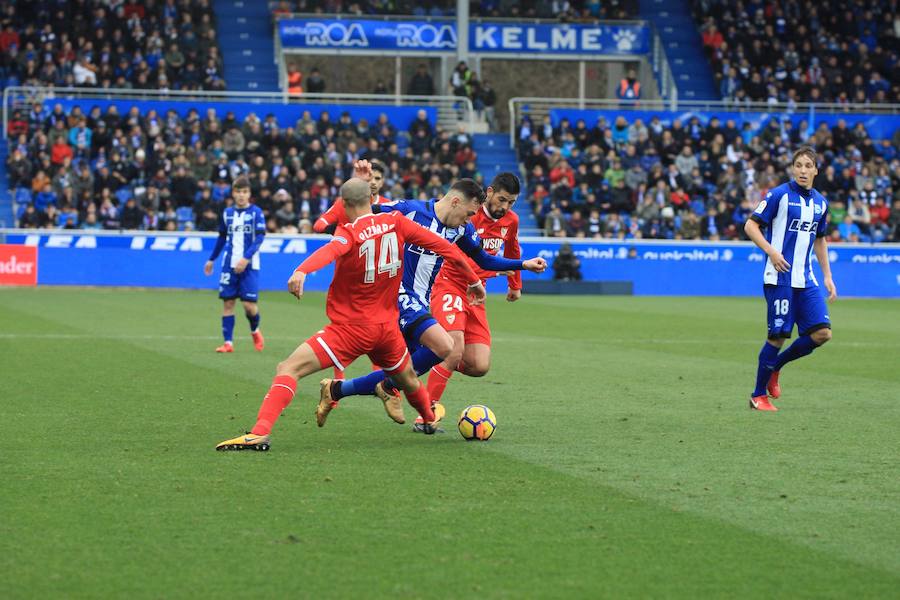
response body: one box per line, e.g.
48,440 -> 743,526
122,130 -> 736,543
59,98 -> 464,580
2,231 -> 898,298
47,99 -> 436,132
548,108 -> 900,141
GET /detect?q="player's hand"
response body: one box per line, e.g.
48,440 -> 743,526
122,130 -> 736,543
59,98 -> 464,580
353,159 -> 372,182
467,282 -> 486,305
824,276 -> 837,301
523,257 -> 548,273
203,260 -> 214,276
767,250 -> 791,273
506,287 -> 521,302
288,270 -> 306,300
234,258 -> 249,274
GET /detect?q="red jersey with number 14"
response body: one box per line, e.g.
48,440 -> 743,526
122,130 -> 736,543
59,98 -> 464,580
437,205 -> 522,290
296,211 -> 480,325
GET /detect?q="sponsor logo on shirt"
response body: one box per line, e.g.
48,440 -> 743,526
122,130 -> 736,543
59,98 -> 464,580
788,219 -> 818,233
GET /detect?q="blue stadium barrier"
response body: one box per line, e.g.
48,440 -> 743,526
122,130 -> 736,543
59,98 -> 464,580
3,231 -> 899,298
548,108 -> 900,141
51,99 -> 437,132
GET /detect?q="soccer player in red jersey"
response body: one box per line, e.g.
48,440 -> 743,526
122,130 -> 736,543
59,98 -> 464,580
423,173 -> 526,423
216,177 -> 486,451
313,159 -> 391,235
314,159 -> 392,379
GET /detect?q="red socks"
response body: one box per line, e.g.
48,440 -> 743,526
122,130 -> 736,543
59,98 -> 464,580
251,375 -> 297,435
405,382 -> 435,422
333,367 -> 345,379
426,364 -> 453,403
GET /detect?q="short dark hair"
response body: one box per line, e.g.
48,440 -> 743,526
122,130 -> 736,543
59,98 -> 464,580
490,172 -> 520,196
232,176 -> 250,190
449,178 -> 486,203
370,160 -> 386,175
792,146 -> 817,166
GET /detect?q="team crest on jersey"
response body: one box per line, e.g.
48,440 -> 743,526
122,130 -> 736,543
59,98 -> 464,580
446,314 -> 456,324
814,204 -> 822,214
477,228 -> 485,234
501,227 -> 508,237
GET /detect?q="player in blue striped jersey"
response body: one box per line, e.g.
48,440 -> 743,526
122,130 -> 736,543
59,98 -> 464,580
321,169 -> 546,423
744,146 -> 837,411
203,177 -> 267,353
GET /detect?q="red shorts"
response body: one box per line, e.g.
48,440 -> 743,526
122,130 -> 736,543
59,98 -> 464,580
431,278 -> 492,346
306,321 -> 410,375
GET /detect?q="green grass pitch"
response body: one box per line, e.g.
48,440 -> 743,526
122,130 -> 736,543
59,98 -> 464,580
1,287 -> 898,598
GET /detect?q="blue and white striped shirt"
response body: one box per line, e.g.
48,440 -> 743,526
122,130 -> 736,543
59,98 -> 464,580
750,180 -> 828,288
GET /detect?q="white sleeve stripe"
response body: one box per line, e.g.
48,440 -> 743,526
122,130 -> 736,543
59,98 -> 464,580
316,337 -> 346,371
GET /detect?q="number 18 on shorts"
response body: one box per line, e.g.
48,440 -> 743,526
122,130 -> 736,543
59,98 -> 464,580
764,284 -> 830,340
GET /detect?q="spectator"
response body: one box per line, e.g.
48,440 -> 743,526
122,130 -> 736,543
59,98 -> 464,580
553,243 -> 582,281
616,69 -> 640,101
287,64 -> 302,95
407,64 -> 435,96
306,67 -> 326,93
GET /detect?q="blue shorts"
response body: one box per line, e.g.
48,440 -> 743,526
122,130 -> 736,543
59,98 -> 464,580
219,268 -> 259,302
764,284 -> 830,339
397,293 -> 437,344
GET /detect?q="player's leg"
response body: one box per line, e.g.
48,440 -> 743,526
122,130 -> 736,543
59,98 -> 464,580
217,297 -> 236,352
771,286 -> 832,378
215,342 -> 321,451
238,270 -> 264,351
330,300 -> 451,401
454,303 -> 492,377
751,285 -> 790,411
392,362 -> 437,434
426,329 -> 465,405
242,300 -> 264,351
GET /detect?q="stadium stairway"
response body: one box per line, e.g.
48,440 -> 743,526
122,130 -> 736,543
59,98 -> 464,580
473,133 -> 539,232
215,0 -> 280,92
0,143 -> 13,227
642,0 -> 719,101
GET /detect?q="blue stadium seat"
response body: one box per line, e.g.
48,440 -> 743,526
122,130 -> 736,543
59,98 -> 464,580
15,187 -> 32,204
115,188 -> 133,205
176,207 -> 194,224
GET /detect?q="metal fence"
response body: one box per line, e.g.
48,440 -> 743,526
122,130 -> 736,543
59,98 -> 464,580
2,86 -> 475,138
507,97 -> 900,148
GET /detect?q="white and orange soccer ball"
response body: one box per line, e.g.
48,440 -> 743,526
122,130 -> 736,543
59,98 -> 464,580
457,405 -> 497,441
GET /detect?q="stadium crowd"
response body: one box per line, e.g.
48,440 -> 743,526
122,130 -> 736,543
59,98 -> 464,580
693,0 -> 900,105
8,102 -> 481,233
517,113 -> 900,242
271,0 -> 638,20
0,0 -> 224,91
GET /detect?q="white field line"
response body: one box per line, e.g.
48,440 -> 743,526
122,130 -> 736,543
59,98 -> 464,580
0,332 -> 898,348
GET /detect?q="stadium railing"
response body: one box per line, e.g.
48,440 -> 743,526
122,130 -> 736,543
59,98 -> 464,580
507,97 -> 900,149
1,86 -> 475,139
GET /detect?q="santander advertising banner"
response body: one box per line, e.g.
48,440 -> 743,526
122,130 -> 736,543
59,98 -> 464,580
0,244 -> 38,286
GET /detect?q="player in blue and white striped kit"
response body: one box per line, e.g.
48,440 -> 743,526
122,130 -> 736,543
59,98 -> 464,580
203,177 -> 267,353
321,174 -> 546,424
744,147 -> 837,411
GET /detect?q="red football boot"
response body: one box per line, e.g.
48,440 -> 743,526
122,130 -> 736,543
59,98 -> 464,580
767,370 -> 781,399
749,395 -> 778,411
215,341 -> 234,353
252,330 -> 265,352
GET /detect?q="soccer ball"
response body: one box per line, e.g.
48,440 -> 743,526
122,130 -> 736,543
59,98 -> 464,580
457,405 -> 497,441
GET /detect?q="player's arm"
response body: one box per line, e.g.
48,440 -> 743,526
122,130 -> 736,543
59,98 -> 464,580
398,219 -> 486,305
503,218 -> 523,301
457,226 -> 546,275
288,230 -> 352,300
204,213 -> 227,275
813,202 -> 837,300
313,200 -> 341,234
745,193 -> 790,272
